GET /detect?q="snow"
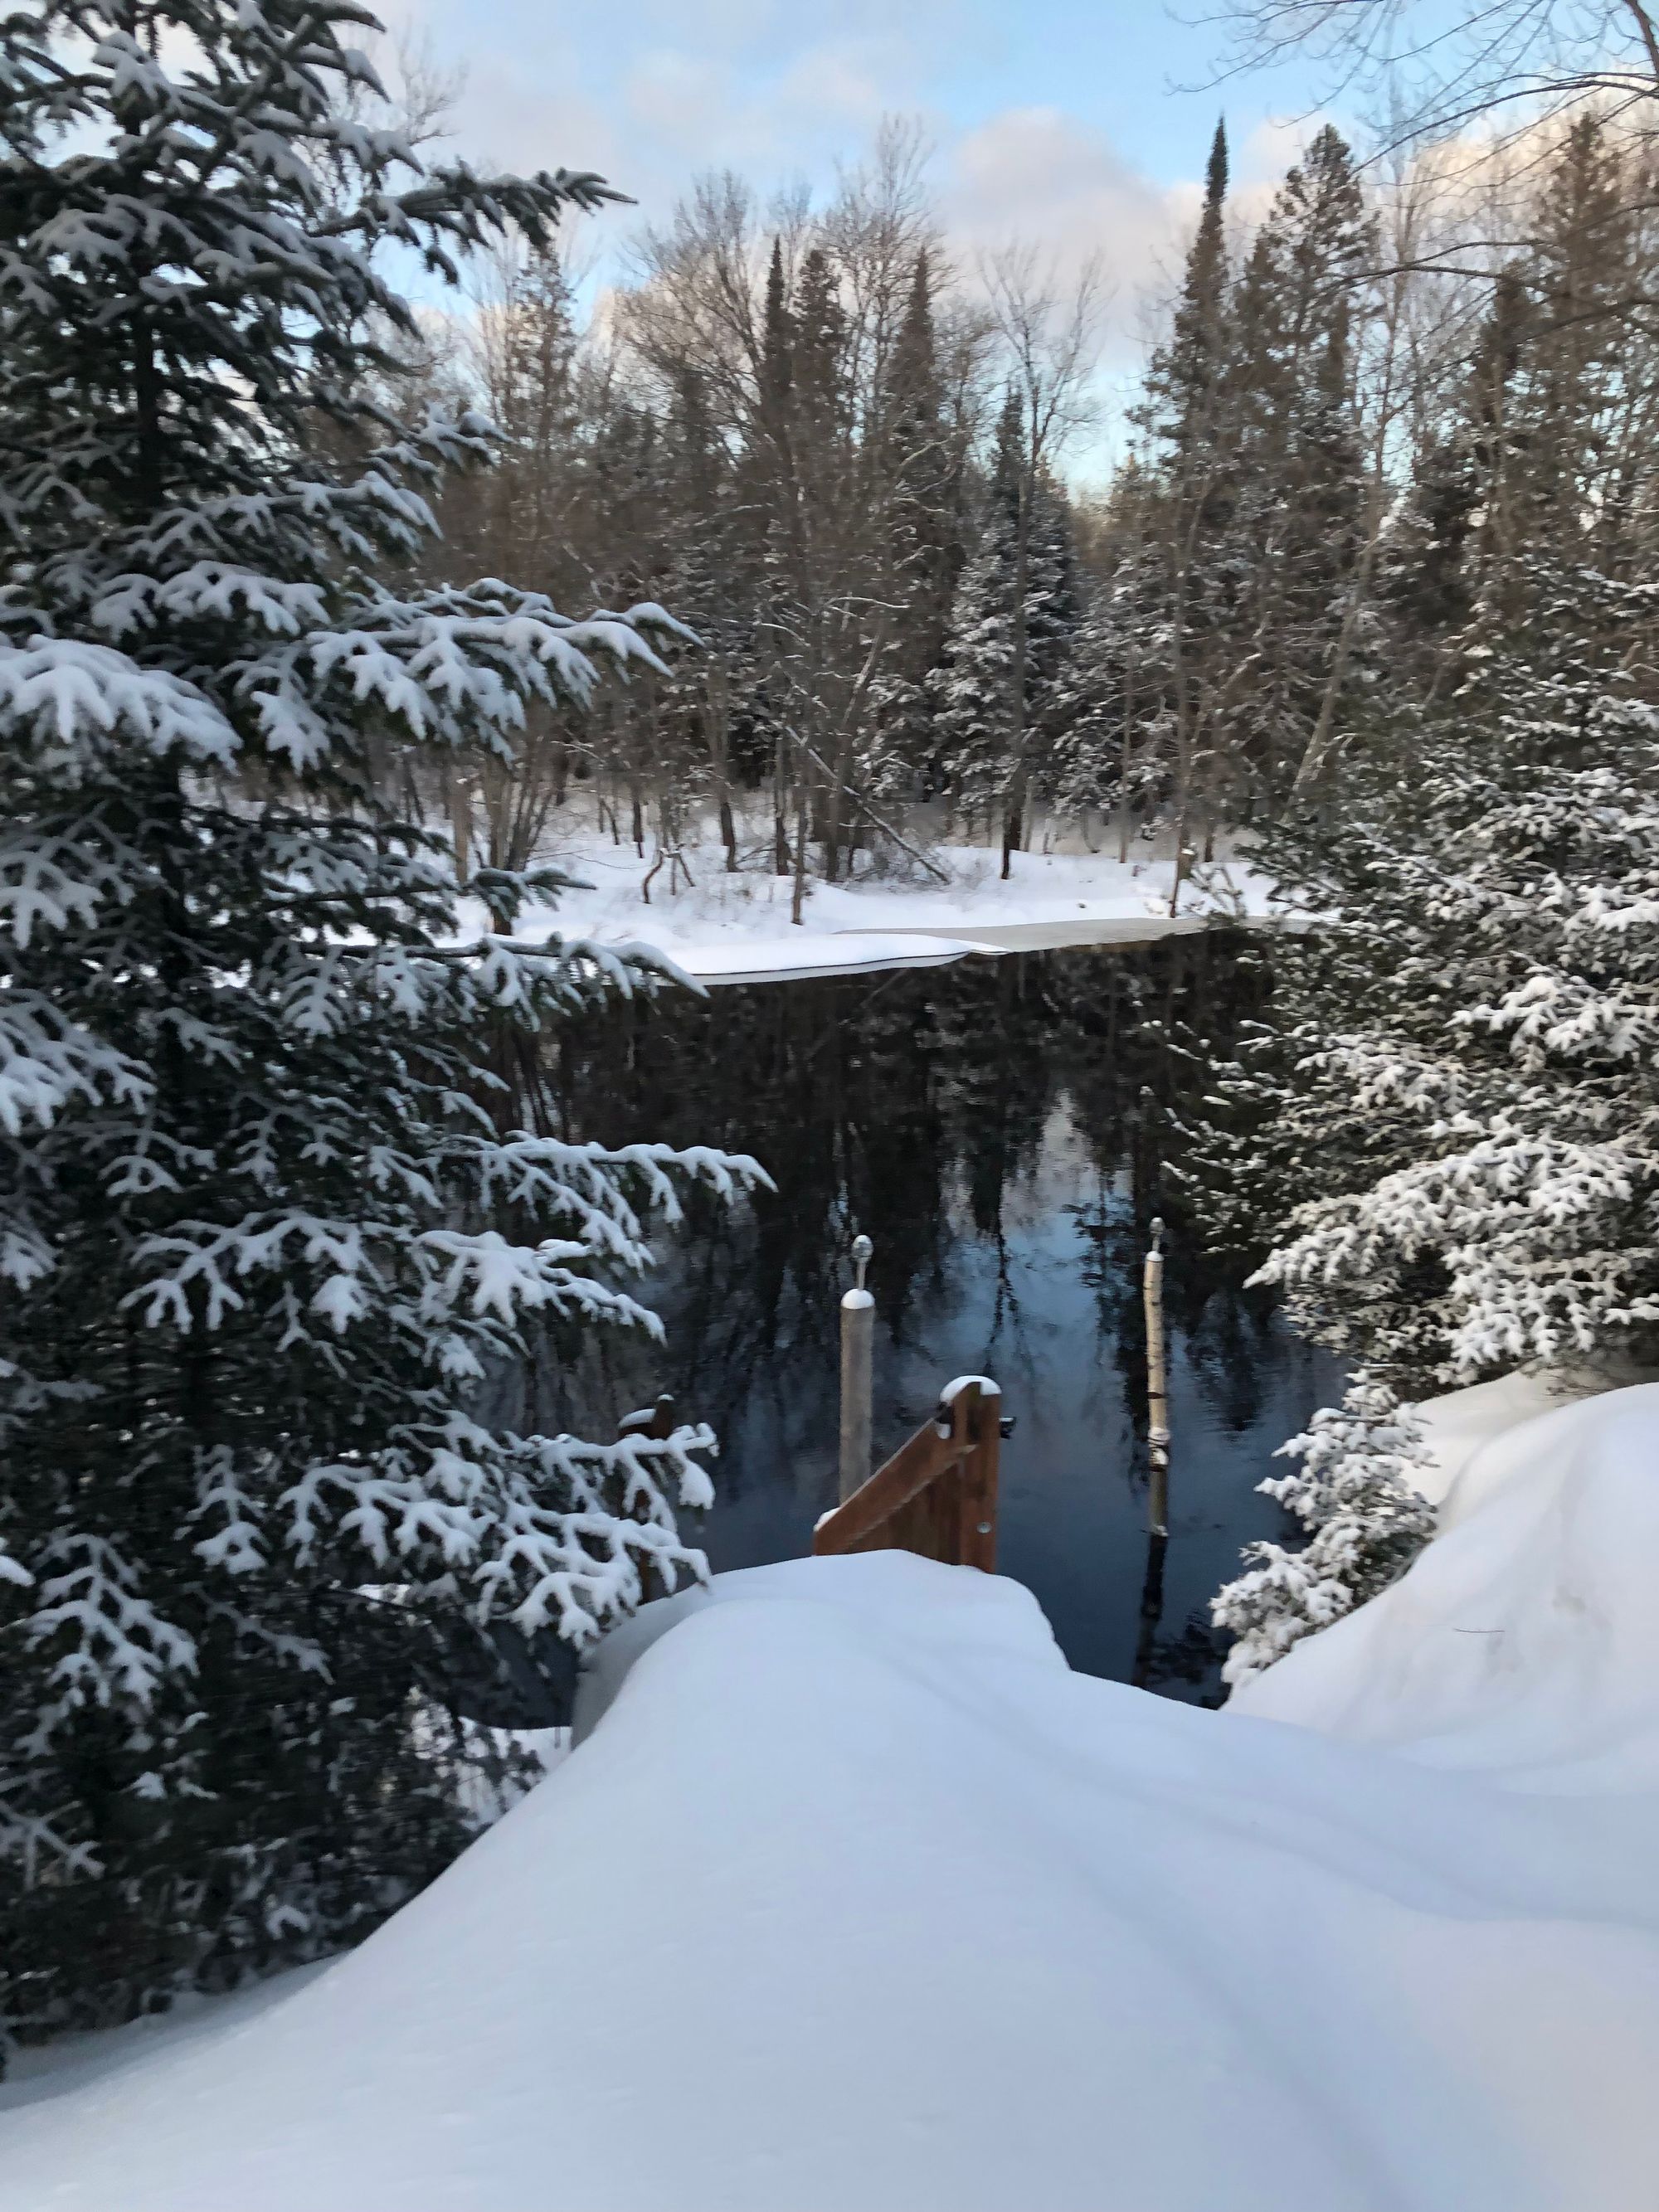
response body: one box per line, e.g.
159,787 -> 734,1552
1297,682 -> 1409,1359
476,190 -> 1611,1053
640,929 -> 997,985
1412,1364 -> 1641,1503
6,1385 -> 1659,2210
940,1371 -> 1003,1401
1232,1383 -> 1659,1789
0,1968 -> 330,2120
450,822 -> 1273,984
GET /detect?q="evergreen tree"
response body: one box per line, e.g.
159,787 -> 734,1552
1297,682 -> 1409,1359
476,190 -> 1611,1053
1381,268 -> 1529,649
1382,124 -> 1640,668
759,236 -> 795,440
1139,119 -> 1232,464
1020,479 -> 1082,813
932,393 -> 1078,825
655,367 -> 752,850
1213,1377 -> 1436,1685
1117,122 -> 1243,847
791,246 -> 849,468
1051,462 -> 1175,843
930,532 -> 1015,819
871,251 -> 961,790
931,393 -> 1017,815
1520,114 -> 1640,567
1222,124 -> 1372,805
786,241 -> 871,878
0,0 -> 761,2035
485,248 -> 583,589
1199,547 -> 1659,1385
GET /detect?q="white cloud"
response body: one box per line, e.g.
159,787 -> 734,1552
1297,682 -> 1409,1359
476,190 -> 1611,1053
380,0 -> 1324,474
615,35 -> 906,177
1237,113 -> 1318,182
940,106 -> 1190,352
391,0 -> 1001,217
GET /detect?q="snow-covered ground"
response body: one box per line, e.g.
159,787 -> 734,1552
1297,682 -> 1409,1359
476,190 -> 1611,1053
1234,1381 -> 1659,1787
1411,1364 -> 1647,1501
459,817 -> 1273,984
4,1383 -> 1657,2211
0,1967 -> 333,2120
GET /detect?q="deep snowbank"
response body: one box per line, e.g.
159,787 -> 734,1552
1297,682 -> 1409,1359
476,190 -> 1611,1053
1233,1383 -> 1659,1791
3,1391 -> 1658,2211
1413,1365 -> 1631,1502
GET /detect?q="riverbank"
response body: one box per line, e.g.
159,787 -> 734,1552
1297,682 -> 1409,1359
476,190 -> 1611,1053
457,821 -> 1274,984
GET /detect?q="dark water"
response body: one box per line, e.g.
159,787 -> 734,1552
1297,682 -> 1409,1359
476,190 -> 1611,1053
542,936 -> 1343,1703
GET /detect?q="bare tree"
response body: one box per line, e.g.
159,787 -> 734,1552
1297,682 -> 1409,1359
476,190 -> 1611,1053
1206,0 -> 1659,147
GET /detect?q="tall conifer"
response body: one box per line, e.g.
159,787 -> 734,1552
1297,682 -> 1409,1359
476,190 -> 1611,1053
0,0 -> 761,2034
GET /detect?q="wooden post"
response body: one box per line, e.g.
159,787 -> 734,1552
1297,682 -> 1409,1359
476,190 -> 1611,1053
815,1373 -> 1000,1570
1143,1217 -> 1170,1538
839,1234 -> 874,1505
955,1378 -> 1000,1573
618,1396 -> 679,1609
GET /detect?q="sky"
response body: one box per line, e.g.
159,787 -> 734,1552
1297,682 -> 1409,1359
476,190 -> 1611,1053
378,0 -> 1355,467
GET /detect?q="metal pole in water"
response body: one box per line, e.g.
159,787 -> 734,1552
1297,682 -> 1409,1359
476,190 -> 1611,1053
839,1234 -> 875,1504
1143,1216 -> 1170,1537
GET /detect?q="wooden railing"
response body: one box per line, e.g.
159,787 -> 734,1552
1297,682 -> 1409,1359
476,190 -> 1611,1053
812,1378 -> 1001,1572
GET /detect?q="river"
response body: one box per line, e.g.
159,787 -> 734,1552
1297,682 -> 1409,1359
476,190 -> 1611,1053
542,934 -> 1343,1704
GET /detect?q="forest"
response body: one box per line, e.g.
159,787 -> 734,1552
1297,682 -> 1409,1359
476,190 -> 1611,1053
395,99 -> 1659,892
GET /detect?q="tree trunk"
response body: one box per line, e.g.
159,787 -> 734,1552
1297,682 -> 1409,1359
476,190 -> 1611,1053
791,741 -> 810,926
1118,638 -> 1138,864
773,728 -> 791,875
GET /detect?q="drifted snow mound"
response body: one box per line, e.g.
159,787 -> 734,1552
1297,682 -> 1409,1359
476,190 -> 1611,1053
3,1394 -> 1659,2212
1233,1382 -> 1659,1789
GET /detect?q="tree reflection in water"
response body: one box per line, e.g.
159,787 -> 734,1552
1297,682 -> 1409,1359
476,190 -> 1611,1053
521,935 -> 1344,1704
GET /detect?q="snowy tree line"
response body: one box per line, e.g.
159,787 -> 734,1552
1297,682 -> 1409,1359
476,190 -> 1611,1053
370,96 -> 1659,908
1195,106 -> 1659,1393
1199,11 -> 1659,1675
381,124 -> 1102,891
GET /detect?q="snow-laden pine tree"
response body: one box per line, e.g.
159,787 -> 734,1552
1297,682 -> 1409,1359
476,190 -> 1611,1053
1019,481 -> 1082,814
1213,1377 -> 1435,1685
1242,565 -> 1659,1383
930,523 -> 1017,822
931,393 -> 1078,830
1049,459 -> 1178,847
0,0 -> 763,2037
1048,586 -> 1121,828
868,250 -> 963,796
